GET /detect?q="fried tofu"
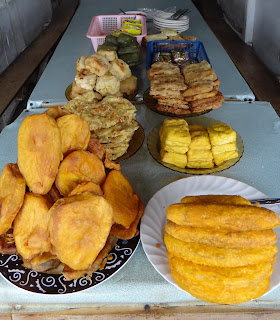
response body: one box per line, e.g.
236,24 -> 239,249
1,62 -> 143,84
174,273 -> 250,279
160,149 -> 188,168
207,123 -> 237,145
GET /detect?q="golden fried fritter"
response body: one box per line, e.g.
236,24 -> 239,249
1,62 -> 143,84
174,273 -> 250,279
69,182 -> 103,197
55,150 -> 106,196
0,163 -> 26,235
164,233 -> 278,267
13,192 -> 52,260
166,203 -> 280,231
180,194 -> 251,205
165,221 -> 277,249
102,170 -> 139,229
49,192 -> 113,271
44,107 -> 70,120
168,252 -> 273,287
17,114 -> 63,195
171,267 -> 270,304
56,114 -> 90,156
110,197 -> 144,239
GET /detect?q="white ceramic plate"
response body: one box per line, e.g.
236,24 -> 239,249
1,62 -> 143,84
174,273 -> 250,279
140,175 -> 280,298
155,12 -> 189,21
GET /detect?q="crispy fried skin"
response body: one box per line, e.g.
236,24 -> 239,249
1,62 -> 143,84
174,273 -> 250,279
69,182 -> 103,197
23,252 -> 62,273
165,221 -> 277,249
13,192 -> 52,260
0,163 -> 26,235
17,114 -> 63,195
110,197 -> 144,239
180,194 -> 251,205
171,267 -> 270,304
166,203 -> 280,231
102,170 -> 139,229
62,236 -> 113,280
55,150 -> 106,196
44,107 -> 70,119
49,192 -> 113,270
56,114 -> 90,156
164,233 -> 278,267
168,252 -> 273,287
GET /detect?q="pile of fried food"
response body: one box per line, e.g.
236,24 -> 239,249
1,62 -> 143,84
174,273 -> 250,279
0,110 -> 143,280
63,94 -> 139,160
160,118 -> 238,169
148,60 -> 224,115
142,27 -> 197,45
70,50 -> 138,101
164,195 -> 280,304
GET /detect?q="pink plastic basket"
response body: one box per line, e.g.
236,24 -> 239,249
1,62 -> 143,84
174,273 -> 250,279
86,15 -> 147,51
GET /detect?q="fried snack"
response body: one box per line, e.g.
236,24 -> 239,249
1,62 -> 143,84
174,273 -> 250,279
180,194 -> 251,205
56,114 -> 91,156
75,68 -> 97,90
188,130 -> 211,150
49,192 -> 113,271
189,91 -> 224,113
183,86 -> 218,102
155,104 -> 191,115
166,203 -> 280,230
95,74 -> 120,96
102,170 -> 139,229
13,192 -> 52,260
207,123 -> 236,145
47,184 -> 62,203
168,252 -> 273,287
110,197 -> 144,239
97,49 -> 118,62
69,182 -> 103,197
18,114 -> 63,195
23,252 -> 62,273
109,59 -> 131,81
76,56 -> 87,71
69,81 -> 89,100
170,264 -> 270,304
44,107 -> 70,119
160,149 -> 188,168
55,150 -> 106,196
0,229 -> 17,254
0,163 -> 26,235
164,232 -> 278,267
182,83 -> 214,97
165,221 -> 277,249
62,236 -> 113,280
84,53 -> 111,76
120,75 -> 138,97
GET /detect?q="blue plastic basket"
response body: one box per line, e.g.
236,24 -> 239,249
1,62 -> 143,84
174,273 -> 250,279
146,40 -> 211,69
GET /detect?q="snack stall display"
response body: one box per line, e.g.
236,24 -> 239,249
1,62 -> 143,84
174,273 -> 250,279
0,0 -> 280,318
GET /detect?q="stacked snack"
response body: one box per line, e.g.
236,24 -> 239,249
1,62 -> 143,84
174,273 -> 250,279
148,62 -> 190,115
69,50 -> 137,100
187,125 -> 214,168
148,60 -> 224,115
181,61 -> 224,113
159,119 -> 239,169
159,119 -> 191,168
63,95 -> 139,161
0,111 -> 143,281
164,195 -> 280,304
207,123 -> 239,166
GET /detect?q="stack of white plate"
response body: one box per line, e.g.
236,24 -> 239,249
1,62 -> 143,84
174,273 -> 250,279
153,12 -> 190,33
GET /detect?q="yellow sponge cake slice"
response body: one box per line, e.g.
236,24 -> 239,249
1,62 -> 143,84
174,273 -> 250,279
189,130 -> 211,150
160,149 -> 188,168
213,150 -> 239,166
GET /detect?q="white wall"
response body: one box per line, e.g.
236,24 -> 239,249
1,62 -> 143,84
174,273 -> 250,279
0,0 -> 52,74
218,0 -> 280,79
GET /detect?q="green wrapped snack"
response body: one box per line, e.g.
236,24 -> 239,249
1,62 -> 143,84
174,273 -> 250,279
105,34 -> 118,45
118,46 -> 140,55
119,52 -> 140,65
97,44 -> 118,51
117,32 -> 138,45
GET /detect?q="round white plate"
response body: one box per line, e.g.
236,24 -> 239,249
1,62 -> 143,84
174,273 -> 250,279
140,175 -> 280,298
155,12 -> 189,21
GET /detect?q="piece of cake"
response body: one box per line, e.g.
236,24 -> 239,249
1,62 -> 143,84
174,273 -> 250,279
160,149 -> 188,168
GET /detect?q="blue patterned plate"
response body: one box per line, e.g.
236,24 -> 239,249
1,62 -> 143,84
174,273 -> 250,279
0,231 -> 140,294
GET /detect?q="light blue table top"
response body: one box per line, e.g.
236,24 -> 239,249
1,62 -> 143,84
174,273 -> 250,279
27,0 -> 255,109
0,101 -> 279,312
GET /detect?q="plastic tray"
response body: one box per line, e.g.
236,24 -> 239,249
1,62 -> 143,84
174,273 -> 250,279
87,15 -> 147,51
146,40 -> 211,69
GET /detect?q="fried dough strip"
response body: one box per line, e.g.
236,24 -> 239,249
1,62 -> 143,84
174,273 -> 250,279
164,233 -> 278,267
166,203 -> 280,230
180,194 -> 251,205
167,252 -> 273,287
165,221 -> 277,249
171,268 -> 270,304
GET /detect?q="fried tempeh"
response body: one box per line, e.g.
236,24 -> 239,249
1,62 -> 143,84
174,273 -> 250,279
166,203 -> 280,230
